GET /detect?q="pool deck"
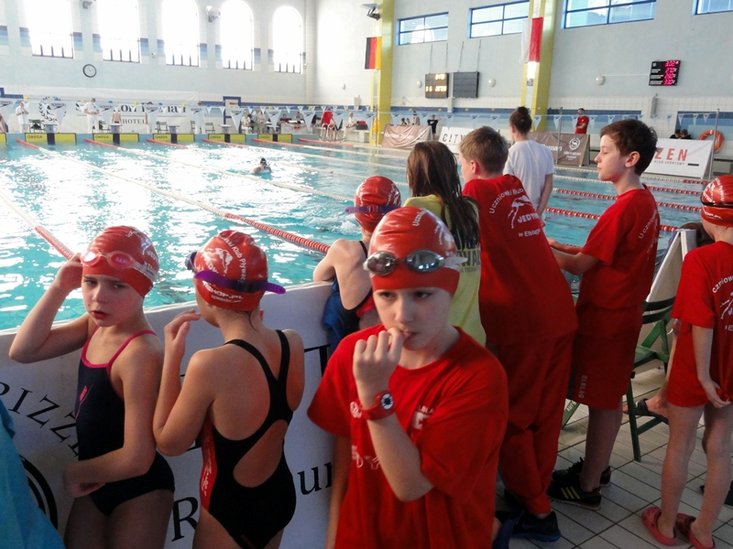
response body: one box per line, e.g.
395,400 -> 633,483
500,364 -> 733,548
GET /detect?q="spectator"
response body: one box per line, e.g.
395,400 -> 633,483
15,100 -> 29,133
575,108 -> 589,135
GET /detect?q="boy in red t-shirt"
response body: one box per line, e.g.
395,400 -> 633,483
460,126 -> 577,541
308,207 -> 508,549
548,119 -> 659,508
641,176 -> 733,549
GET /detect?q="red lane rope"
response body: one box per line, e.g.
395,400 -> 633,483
35,226 -> 74,259
146,138 -> 187,148
84,138 -> 118,149
645,184 -> 701,197
546,207 -> 677,233
555,188 -> 700,213
223,212 -> 330,254
15,138 -> 41,149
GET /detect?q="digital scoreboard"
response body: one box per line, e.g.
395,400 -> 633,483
452,71 -> 479,98
649,60 -> 680,86
425,73 -> 449,99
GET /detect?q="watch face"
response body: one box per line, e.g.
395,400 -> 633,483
380,392 -> 394,410
83,64 -> 97,78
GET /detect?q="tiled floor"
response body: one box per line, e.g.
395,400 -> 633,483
498,364 -> 733,548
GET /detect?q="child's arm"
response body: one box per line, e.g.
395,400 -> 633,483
692,325 -> 730,408
547,242 -> 598,276
325,436 -> 350,549
314,241 -> 344,282
63,339 -> 163,496
353,329 -> 433,502
9,256 -> 89,363
154,311 -> 212,456
536,174 -> 554,217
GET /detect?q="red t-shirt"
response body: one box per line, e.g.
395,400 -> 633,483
308,325 -> 508,549
576,186 -> 660,336
463,175 -> 577,345
668,242 -> 733,405
575,115 -> 589,134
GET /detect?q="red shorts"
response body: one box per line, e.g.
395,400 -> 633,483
570,331 -> 637,409
667,359 -> 710,407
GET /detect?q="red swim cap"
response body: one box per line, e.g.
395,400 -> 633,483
193,230 -> 273,311
352,176 -> 401,233
701,175 -> 733,227
82,226 -> 158,296
367,207 -> 460,295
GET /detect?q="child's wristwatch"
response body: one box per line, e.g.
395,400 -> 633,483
360,390 -> 395,421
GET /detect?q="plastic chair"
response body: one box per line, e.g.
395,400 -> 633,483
625,296 -> 675,461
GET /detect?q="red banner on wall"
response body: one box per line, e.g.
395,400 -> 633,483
529,17 -> 543,62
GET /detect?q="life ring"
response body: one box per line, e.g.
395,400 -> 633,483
699,129 -> 724,153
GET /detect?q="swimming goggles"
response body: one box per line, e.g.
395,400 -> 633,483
81,250 -> 156,282
364,250 -> 464,276
344,205 -> 400,215
701,198 -> 733,208
185,252 -> 285,294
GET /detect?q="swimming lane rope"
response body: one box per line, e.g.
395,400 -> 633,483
554,188 -> 700,213
0,180 -> 74,259
33,141 -> 332,255
558,173 -> 704,196
546,206 -> 677,233
146,138 -> 187,148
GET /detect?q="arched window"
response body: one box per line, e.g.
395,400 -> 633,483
220,0 -> 254,70
24,0 -> 74,58
272,6 -> 303,73
161,0 -> 200,66
98,0 -> 141,62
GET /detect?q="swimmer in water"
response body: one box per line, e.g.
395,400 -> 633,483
252,157 -> 271,174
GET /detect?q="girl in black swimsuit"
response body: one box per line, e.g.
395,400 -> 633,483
154,230 -> 305,549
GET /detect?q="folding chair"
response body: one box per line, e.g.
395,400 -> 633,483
625,297 -> 675,461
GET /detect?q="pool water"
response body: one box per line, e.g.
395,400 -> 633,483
0,141 -> 704,331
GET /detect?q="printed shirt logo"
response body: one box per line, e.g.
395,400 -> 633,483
412,405 -> 433,430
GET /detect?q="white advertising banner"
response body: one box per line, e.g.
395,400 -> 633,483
647,138 -> 713,178
0,283 -> 333,548
438,126 -> 476,153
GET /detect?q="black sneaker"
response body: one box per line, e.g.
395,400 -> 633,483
552,458 -> 611,487
547,478 -> 602,509
512,511 -> 562,542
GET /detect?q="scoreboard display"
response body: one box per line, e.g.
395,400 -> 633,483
452,71 -> 479,98
649,60 -> 680,86
425,73 -> 449,99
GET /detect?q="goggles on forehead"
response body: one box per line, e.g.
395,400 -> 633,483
185,252 -> 285,295
344,205 -> 400,215
81,250 -> 156,282
364,250 -> 464,277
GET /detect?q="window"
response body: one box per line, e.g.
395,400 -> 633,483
470,2 -> 529,37
221,0 -> 254,70
398,13 -> 448,45
162,0 -> 199,66
272,6 -> 303,73
98,0 -> 140,62
25,0 -> 74,58
564,0 -> 656,28
695,0 -> 733,14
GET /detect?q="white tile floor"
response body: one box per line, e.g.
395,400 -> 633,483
498,364 -> 733,548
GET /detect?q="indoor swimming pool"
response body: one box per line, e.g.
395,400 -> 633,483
0,139 -> 706,331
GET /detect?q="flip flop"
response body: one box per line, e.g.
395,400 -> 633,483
641,506 -> 677,546
635,398 -> 669,424
675,513 -> 715,549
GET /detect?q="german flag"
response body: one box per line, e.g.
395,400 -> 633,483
364,36 -> 381,70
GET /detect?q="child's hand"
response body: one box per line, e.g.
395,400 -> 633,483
353,328 -> 403,402
700,378 -> 730,408
53,254 -> 83,294
164,310 -> 201,366
63,464 -> 104,497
